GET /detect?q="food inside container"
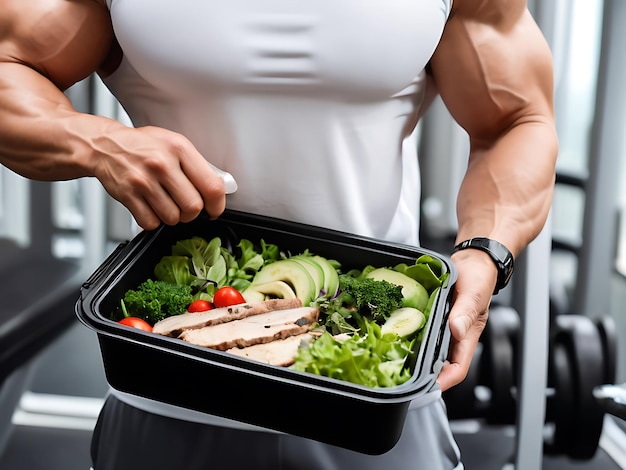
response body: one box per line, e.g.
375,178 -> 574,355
76,210 -> 456,454
109,228 -> 449,388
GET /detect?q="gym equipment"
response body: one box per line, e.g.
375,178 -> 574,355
546,314 -> 607,459
595,315 -> 618,386
444,307 -> 618,461
594,382 -> 626,421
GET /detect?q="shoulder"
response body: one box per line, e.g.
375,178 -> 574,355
1,0 -> 114,90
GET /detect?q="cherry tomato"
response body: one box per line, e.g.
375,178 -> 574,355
187,299 -> 213,312
213,286 -> 246,308
118,317 -> 153,332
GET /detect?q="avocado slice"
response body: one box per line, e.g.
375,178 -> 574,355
242,281 -> 297,303
365,268 -> 429,311
250,259 -> 316,305
291,257 -> 325,300
310,255 -> 339,298
242,289 -> 265,304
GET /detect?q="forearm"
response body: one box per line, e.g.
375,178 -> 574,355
0,62 -> 123,181
455,119 -> 558,257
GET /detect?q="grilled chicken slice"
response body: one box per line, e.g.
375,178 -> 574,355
152,298 -> 303,337
179,306 -> 319,350
226,332 -> 319,366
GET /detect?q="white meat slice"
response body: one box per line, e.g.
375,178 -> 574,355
152,298 -> 303,337
226,333 -> 317,366
178,306 -> 319,350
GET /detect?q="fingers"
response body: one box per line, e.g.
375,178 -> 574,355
177,149 -> 228,221
105,172 -> 192,231
143,126 -> 228,224
437,317 -> 484,391
437,293 -> 487,391
437,251 -> 495,391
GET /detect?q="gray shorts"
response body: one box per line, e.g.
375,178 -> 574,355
91,394 -> 462,470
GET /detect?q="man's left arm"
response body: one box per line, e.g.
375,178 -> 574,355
428,0 -> 558,390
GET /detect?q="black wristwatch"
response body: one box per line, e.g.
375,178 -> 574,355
451,237 -> 515,295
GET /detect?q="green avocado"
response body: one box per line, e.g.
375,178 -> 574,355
290,256 -> 325,300
310,255 -> 340,298
250,259 -> 316,305
242,289 -> 265,304
242,280 -> 297,303
365,268 -> 429,311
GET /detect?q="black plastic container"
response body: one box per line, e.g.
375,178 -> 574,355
76,210 -> 456,455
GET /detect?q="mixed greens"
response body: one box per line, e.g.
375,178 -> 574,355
153,237 -> 281,299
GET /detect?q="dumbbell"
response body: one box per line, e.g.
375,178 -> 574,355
477,309 -> 614,460
545,314 -> 612,460
595,315 -> 618,385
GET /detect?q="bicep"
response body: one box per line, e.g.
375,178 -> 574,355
428,4 -> 555,147
0,0 -> 114,91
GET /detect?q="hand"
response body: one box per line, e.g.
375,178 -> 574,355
91,124 -> 228,230
436,249 -> 498,391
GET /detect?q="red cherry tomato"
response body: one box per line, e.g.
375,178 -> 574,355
187,299 -> 213,312
118,317 -> 153,332
213,286 -> 246,308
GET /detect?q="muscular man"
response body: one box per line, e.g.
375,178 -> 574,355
0,1 -> 557,468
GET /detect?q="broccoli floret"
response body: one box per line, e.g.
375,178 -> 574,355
337,274 -> 404,322
316,274 -> 404,335
122,279 -> 193,324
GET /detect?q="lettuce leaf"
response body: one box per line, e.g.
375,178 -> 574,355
291,320 -> 414,388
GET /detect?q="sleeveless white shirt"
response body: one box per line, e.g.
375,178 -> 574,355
103,0 -> 452,429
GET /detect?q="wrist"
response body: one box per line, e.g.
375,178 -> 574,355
82,115 -> 132,177
451,237 -> 515,294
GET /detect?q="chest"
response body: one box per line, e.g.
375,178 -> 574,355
109,0 -> 449,99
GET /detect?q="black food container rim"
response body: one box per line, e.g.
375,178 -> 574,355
76,211 -> 457,417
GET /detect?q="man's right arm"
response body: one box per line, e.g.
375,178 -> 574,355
0,0 -> 116,179
0,0 -> 228,229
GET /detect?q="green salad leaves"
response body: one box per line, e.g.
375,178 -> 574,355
291,320 -> 415,388
153,236 -> 281,300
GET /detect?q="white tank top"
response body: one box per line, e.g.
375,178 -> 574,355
103,0 -> 452,428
